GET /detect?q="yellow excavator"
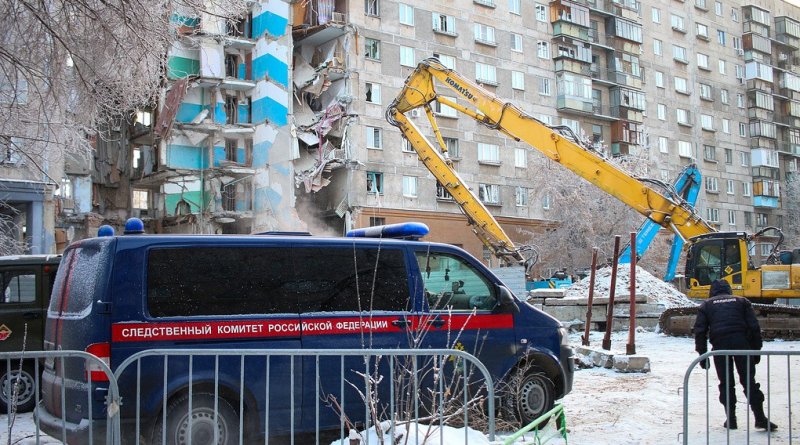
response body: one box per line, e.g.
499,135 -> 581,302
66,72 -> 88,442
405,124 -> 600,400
386,58 -> 800,338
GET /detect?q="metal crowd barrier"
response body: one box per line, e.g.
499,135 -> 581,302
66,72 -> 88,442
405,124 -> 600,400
2,348 -> 495,445
1,350 -> 120,445
683,350 -> 799,445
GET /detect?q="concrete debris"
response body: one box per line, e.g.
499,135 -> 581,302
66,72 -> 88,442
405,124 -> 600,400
564,265 -> 695,309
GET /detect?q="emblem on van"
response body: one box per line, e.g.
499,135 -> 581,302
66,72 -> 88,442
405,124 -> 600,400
0,324 -> 11,341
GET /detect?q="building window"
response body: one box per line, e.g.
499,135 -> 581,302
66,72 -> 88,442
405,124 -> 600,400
699,83 -> 713,100
738,122 -> 747,137
731,8 -> 739,22
542,193 -> 551,210
399,3 -> 414,25
367,171 -> 384,194
366,126 -> 382,149
659,136 -> 668,153
515,186 -> 528,206
743,211 -> 752,227
132,189 -> 150,209
715,1 -> 722,15
726,179 -> 735,195
706,207 -> 720,222
697,54 -> 710,70
717,30 -> 726,45
756,213 -> 768,228
735,64 -> 744,80
475,62 -> 497,84
703,144 -> 716,161
740,151 -> 749,167
511,33 -> 523,52
509,0 -> 521,15
401,138 -> 414,153
432,99 -> 458,117
537,41 -> 550,59
402,176 -> 417,197
365,0 -> 379,16
737,94 -> 744,108
674,76 -> 688,94
365,38 -> 380,60
432,13 -> 456,34
400,46 -> 415,67
479,183 -> 500,204
678,140 -> 693,158
722,119 -> 730,134
436,182 -> 453,200
677,108 -> 690,125
743,181 -> 751,196
369,217 -> 386,226
651,7 -> 660,23
477,142 -> 500,163
654,71 -> 664,88
539,77 -> 551,96
720,89 -> 729,104
697,23 -> 709,39
474,23 -> 496,45
672,45 -> 687,63
732,36 -> 741,50
728,210 -> 736,226
759,243 -> 773,256
535,3 -> 547,22
433,53 -> 456,69
701,114 -> 714,131
443,137 -> 460,157
670,14 -> 685,32
657,103 -> 666,120
653,39 -> 662,55
511,71 -> 525,90
515,148 -> 527,167
365,82 -> 381,104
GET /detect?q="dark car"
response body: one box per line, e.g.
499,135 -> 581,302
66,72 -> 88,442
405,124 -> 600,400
0,254 -> 60,412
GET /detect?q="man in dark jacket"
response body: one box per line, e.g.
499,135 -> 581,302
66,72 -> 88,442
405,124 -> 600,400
694,279 -> 778,431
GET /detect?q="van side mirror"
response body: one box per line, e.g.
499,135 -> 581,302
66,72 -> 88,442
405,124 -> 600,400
495,285 -> 519,313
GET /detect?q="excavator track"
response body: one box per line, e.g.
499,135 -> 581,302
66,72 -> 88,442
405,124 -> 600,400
659,304 -> 800,340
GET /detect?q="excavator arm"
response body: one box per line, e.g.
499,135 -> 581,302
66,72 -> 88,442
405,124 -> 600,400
387,58 -> 715,247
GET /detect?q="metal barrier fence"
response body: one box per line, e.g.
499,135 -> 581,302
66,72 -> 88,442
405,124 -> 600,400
1,350 -> 120,444
683,350 -> 799,445
3,348 -> 495,445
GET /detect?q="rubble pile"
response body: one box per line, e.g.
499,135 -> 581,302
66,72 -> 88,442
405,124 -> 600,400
564,265 -> 696,309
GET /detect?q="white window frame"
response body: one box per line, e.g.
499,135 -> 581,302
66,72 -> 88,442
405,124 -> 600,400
701,114 -> 714,130
433,53 -> 456,70
514,147 -> 527,167
511,33 -> 523,52
721,89 -> 729,104
657,103 -> 667,120
477,142 -> 500,163
535,3 -> 547,22
726,179 -> 735,195
509,0 -> 521,15
400,46 -> 415,67
728,210 -> 736,226
366,126 -> 382,149
537,41 -> 550,59
515,186 -> 528,206
677,108 -> 690,125
697,53 -> 709,70
365,82 -> 381,104
718,60 -> 726,75
659,136 -> 668,153
674,76 -> 688,94
365,38 -> 380,60
539,77 -> 551,96
132,189 -> 150,209
743,180 -> 752,196
365,0 -> 380,17
722,119 -> 730,134
705,176 -> 719,193
511,71 -> 525,90
479,183 -> 501,204
402,176 -> 418,197
653,39 -> 662,56
476,62 -> 497,85
399,3 -> 414,25
432,13 -> 457,34
474,23 -> 496,45
655,71 -> 664,88
678,140 -> 693,158
706,207 -> 720,223
651,7 -> 660,23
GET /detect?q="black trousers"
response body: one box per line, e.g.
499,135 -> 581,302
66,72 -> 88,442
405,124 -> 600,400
712,334 -> 764,412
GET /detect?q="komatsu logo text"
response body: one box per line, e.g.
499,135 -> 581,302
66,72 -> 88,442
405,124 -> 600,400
445,77 -> 474,100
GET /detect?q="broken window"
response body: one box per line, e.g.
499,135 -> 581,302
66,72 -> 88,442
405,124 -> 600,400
225,139 -> 238,162
365,38 -> 381,60
225,94 -> 238,124
432,13 -> 456,34
0,136 -> 22,166
367,172 -> 384,194
443,137 -> 460,158
436,182 -> 453,200
365,82 -> 381,104
402,138 -> 414,153
515,186 -> 529,206
366,127 -> 382,149
478,183 -> 500,204
365,0 -> 380,16
225,54 -> 239,78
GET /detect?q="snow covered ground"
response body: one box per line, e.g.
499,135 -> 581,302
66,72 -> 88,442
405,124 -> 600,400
4,330 -> 798,444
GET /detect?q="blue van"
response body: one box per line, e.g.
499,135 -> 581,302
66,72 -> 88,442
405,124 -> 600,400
37,222 -> 573,443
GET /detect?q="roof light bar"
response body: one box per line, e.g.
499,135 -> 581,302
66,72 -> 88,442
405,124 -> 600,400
346,222 -> 430,240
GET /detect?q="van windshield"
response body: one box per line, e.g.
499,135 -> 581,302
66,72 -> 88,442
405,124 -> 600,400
48,240 -> 113,318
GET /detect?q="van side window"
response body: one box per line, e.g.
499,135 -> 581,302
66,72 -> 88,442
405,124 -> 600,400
415,251 -> 496,311
295,247 -> 409,313
147,247 -> 298,317
2,271 -> 36,303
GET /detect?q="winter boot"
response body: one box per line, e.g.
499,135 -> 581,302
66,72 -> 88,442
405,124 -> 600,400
723,410 -> 737,430
752,404 -> 778,431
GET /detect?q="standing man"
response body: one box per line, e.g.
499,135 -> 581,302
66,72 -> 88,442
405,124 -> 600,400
693,279 -> 778,431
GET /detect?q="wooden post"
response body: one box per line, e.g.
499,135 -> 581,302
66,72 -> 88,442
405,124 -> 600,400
602,235 -> 621,351
581,248 -> 598,346
627,232 -> 637,355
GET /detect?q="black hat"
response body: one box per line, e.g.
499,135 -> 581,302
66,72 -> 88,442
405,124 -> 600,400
710,279 -> 732,297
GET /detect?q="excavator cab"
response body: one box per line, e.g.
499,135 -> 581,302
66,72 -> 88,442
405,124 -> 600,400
685,232 -> 748,298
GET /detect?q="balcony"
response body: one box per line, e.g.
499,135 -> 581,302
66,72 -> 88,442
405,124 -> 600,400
557,95 -> 594,114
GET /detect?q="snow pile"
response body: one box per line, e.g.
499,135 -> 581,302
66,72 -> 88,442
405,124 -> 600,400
330,421 -> 490,445
564,265 -> 696,309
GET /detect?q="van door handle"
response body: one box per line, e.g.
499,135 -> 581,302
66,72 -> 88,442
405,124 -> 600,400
23,312 -> 41,320
391,319 -> 411,328
426,318 -> 445,328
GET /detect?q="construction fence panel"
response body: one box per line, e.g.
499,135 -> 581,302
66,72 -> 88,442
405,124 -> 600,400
682,350 -> 799,445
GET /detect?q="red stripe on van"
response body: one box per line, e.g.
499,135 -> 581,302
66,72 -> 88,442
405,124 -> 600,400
111,314 -> 513,342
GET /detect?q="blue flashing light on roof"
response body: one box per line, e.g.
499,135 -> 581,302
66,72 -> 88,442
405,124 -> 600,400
123,218 -> 145,235
346,222 -> 430,240
97,225 -> 115,237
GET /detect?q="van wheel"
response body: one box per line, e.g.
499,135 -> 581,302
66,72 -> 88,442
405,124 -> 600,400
153,393 -> 239,445
503,366 -> 555,427
1,362 -> 38,413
